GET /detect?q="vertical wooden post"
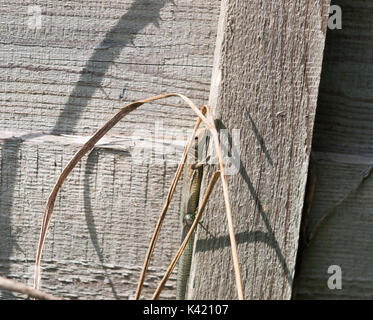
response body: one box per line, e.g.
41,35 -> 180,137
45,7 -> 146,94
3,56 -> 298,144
189,0 -> 331,299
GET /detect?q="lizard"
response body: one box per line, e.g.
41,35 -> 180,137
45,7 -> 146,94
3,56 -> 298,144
176,129 -> 206,300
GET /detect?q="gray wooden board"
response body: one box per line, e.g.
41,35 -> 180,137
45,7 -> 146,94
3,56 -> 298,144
294,0 -> 373,299
0,0 -> 221,299
0,132 -> 191,299
294,157 -> 373,299
0,0 -> 220,135
188,0 -> 331,299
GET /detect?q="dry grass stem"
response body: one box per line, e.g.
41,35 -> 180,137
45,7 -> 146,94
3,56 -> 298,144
135,108 -> 206,299
34,93 -> 243,301
0,275 -> 62,300
205,108 -> 244,300
152,171 -> 221,300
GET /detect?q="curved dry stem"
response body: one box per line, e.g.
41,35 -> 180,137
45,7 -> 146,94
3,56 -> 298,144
152,107 -> 244,300
34,94 -> 210,291
134,107 -> 207,299
205,107 -> 244,300
152,171 -> 221,300
33,93 -> 243,301
0,275 -> 62,300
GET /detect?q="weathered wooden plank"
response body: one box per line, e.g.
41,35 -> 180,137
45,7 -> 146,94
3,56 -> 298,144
0,132 -> 189,299
294,158 -> 373,299
0,0 -> 221,299
188,0 -> 330,299
294,0 -> 373,299
0,0 -> 219,135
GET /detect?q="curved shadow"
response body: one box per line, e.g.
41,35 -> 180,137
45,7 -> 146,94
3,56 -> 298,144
195,120 -> 292,292
196,230 -> 281,253
84,150 -> 119,299
246,115 -> 273,166
51,0 -> 171,134
0,0 -> 171,298
237,158 -> 292,286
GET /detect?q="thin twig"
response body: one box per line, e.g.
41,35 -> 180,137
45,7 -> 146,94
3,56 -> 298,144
0,275 -> 62,300
152,171 -> 221,300
34,93 -> 244,301
205,107 -> 244,300
134,108 -> 206,299
34,93 -> 211,291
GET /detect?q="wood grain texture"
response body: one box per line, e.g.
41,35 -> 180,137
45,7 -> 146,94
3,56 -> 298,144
0,132 -> 188,299
0,0 -> 221,299
0,0 -> 219,135
188,0 -> 331,299
294,0 -> 373,299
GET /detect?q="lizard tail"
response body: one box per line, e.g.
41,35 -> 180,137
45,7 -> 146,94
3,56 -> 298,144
176,230 -> 195,300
